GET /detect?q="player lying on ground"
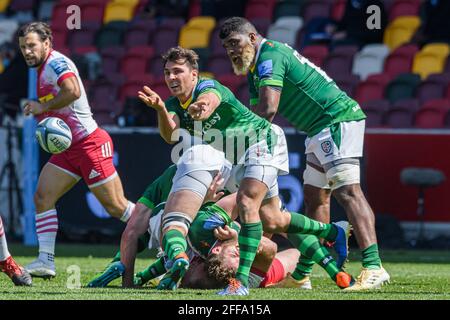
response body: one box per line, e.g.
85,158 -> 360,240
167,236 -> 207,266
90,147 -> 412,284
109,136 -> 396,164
0,216 -> 32,286
138,47 -> 352,295
88,167 -> 354,290
18,22 -> 135,279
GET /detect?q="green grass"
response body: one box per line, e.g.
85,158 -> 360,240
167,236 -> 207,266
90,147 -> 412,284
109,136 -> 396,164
1,244 -> 449,300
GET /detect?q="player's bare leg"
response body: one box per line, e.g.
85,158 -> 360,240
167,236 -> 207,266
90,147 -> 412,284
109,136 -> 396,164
26,163 -> 79,278
156,190 -> 204,290
89,174 -> 132,222
333,184 -> 390,290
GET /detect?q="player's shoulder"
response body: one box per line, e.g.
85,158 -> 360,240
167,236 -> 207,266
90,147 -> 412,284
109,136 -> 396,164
196,77 -> 220,93
46,50 -> 74,74
164,95 -> 180,109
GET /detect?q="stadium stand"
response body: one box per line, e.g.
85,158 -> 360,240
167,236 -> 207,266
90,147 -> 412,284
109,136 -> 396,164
1,0 -> 449,128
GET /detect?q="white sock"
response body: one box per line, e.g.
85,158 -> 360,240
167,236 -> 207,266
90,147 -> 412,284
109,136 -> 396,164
120,201 -> 135,223
0,217 -> 11,261
36,209 -> 58,261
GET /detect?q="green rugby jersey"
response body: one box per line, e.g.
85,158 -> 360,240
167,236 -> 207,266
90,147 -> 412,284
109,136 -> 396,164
165,78 -> 273,164
153,201 -> 239,259
248,39 -> 366,137
138,164 -> 177,210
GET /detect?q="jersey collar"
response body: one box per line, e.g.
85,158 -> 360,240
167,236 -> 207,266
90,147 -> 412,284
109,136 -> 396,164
178,77 -> 199,109
250,38 -> 267,73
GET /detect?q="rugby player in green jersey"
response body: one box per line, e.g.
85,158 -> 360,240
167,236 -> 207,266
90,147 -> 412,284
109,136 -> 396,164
87,166 -> 354,290
219,17 -> 390,291
137,47 -> 354,295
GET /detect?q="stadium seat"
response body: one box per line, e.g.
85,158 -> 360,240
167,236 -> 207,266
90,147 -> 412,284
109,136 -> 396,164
124,21 -> 156,48
100,47 -> 126,76
149,81 -> 171,101
383,108 -> 414,128
273,1 -> 301,21
51,29 -> 68,51
51,3 -> 70,29
301,0 -> 332,25
384,48 -> 418,78
67,26 -> 98,50
0,0 -> 11,13
392,98 -> 420,112
353,52 -> 388,81
95,21 -> 128,50
216,74 -> 244,94
354,74 -> 391,104
385,73 -> 421,103
179,16 -> 216,49
207,54 -> 234,77
78,4 -> 105,29
322,51 -> 355,78
300,45 -> 329,67
421,43 -> 450,59
245,0 -> 275,21
331,0 -> 346,21
152,20 -> 184,55
209,28 -> 227,55
415,78 -> 446,104
267,17 -> 303,47
361,99 -> 391,128
249,18 -> 271,37
412,52 -> 447,80
383,16 -> 421,50
414,108 -> 446,128
103,1 -> 137,24
119,46 -> 154,78
389,0 -> 421,21
421,99 -> 450,112
334,74 -> 360,98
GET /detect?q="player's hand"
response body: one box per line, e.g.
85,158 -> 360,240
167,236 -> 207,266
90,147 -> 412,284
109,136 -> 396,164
203,172 -> 225,204
138,86 -> 165,111
187,100 -> 208,120
23,100 -> 47,116
214,225 -> 238,241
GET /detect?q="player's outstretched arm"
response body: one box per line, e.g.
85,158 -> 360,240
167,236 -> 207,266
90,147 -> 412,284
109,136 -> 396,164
187,92 -> 221,121
254,86 -> 281,122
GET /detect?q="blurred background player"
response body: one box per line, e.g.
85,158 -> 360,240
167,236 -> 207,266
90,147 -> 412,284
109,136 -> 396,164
219,17 -> 390,291
0,216 -> 32,286
17,22 -> 135,279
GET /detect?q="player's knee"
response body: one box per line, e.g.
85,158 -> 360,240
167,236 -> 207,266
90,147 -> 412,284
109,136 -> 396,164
237,193 -> 259,220
161,212 -> 192,236
333,184 -> 364,206
34,190 -> 53,211
325,163 -> 360,192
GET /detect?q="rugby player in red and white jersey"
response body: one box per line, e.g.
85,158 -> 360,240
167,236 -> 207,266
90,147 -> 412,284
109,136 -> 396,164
18,22 -> 135,278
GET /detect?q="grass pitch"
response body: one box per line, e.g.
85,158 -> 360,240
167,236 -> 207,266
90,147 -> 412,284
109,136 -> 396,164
1,244 -> 449,300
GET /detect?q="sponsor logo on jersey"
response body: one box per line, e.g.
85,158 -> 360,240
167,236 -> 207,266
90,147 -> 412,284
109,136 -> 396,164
197,79 -> 215,92
49,57 -> 70,76
321,141 -> 333,154
258,60 -> 273,79
203,113 -> 221,132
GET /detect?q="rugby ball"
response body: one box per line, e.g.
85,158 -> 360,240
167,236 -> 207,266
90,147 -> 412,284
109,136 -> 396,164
36,117 -> 72,154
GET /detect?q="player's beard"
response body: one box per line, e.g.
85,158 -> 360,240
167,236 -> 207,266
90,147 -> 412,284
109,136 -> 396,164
27,47 -> 47,68
231,44 -> 255,76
